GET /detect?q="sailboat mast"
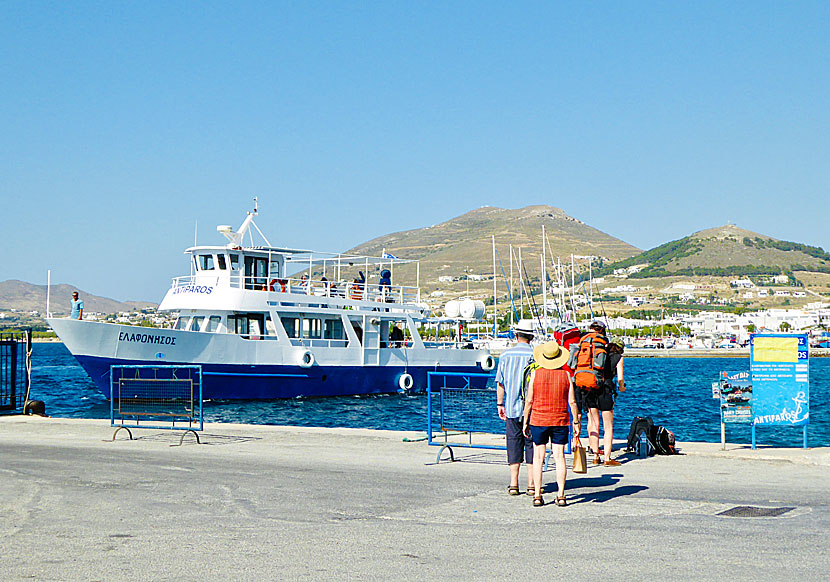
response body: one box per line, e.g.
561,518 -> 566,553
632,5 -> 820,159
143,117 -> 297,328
542,225 -> 547,334
492,235 -> 497,336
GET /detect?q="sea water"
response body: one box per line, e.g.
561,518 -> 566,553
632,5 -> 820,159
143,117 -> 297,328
28,343 -> 830,447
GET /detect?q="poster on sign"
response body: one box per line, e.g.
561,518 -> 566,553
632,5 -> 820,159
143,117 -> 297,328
750,333 -> 809,449
719,371 -> 752,423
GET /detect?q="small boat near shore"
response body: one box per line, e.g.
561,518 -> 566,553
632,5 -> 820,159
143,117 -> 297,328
48,206 -> 493,399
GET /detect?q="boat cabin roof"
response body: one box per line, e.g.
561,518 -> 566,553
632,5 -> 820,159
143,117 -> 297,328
184,245 -> 417,266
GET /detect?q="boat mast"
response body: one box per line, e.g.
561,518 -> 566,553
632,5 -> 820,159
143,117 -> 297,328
542,225 -> 547,334
492,235 -> 497,336
509,245 -> 514,326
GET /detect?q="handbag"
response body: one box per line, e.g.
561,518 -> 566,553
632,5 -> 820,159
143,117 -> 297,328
572,445 -> 587,473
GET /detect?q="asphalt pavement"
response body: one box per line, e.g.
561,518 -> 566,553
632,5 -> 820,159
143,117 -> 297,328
1,416 -> 828,581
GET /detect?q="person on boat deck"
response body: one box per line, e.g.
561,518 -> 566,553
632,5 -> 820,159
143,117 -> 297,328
523,340 -> 580,507
70,291 -> 83,320
379,269 -> 392,301
495,321 -> 536,497
597,341 -> 626,466
299,274 -> 309,293
390,322 -> 404,347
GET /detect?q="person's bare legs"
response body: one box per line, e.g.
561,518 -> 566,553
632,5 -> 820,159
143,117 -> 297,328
553,443 -> 567,500
588,407 -> 601,460
532,442 -> 546,501
602,410 -> 614,462
509,462 -> 520,488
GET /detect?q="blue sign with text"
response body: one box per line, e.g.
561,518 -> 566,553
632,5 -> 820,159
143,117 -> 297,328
750,333 -> 809,427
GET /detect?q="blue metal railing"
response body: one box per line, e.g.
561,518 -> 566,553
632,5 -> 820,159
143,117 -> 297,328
426,371 -> 573,464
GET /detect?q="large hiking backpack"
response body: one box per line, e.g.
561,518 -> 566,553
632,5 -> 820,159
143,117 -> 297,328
626,416 -> 655,454
653,426 -> 678,455
555,325 -> 581,374
573,331 -> 608,390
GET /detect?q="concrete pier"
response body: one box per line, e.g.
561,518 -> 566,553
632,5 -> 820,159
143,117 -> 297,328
1,416 -> 828,581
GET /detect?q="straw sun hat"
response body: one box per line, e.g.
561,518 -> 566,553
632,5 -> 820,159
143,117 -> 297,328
532,340 -> 570,370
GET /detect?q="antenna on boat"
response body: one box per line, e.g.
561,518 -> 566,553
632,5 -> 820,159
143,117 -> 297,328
253,196 -> 258,215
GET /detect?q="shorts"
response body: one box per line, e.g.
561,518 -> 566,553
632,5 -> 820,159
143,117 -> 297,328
529,425 -> 569,446
505,417 -> 533,464
578,386 -> 615,412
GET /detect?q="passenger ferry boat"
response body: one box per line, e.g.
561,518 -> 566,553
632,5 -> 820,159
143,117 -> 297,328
48,207 -> 494,399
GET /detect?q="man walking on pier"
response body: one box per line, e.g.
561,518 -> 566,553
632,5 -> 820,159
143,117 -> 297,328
496,321 -> 536,496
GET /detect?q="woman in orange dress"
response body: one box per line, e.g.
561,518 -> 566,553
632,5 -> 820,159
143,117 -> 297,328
522,341 -> 581,507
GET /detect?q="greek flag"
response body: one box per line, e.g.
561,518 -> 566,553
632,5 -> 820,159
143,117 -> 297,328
382,252 -> 399,259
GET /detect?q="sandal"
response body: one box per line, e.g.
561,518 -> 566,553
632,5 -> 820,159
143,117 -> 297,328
508,486 -> 520,496
592,456 -> 602,465
533,496 -> 544,507
603,459 -> 622,467
555,496 -> 567,507
526,486 -> 536,497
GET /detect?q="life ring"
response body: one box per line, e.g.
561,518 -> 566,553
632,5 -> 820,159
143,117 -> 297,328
480,354 -> 496,372
269,279 -> 287,292
297,349 -> 315,368
398,373 -> 414,391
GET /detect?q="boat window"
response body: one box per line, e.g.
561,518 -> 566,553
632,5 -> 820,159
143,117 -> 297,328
249,317 -> 263,338
282,317 -> 298,338
199,255 -> 215,271
303,318 -> 322,339
230,254 -> 240,271
189,316 -> 205,331
205,316 -> 221,332
265,314 -> 277,336
269,259 -> 281,279
244,256 -> 268,290
174,316 -> 191,330
217,255 -> 227,270
324,319 -> 343,339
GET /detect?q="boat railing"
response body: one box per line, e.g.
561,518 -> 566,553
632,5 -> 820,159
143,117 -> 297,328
170,275 -> 419,304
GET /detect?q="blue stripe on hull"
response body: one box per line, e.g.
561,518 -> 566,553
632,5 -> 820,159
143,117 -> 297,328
75,355 -> 489,399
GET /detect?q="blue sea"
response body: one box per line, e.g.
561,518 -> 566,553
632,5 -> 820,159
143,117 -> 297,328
28,343 -> 830,447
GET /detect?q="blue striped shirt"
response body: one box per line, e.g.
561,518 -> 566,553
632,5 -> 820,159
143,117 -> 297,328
495,343 -> 533,419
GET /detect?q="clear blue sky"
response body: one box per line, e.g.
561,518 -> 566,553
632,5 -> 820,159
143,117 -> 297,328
3,2 -> 829,302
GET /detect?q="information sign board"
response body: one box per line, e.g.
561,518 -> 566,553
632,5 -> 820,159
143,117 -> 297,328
750,333 -> 809,448
719,371 -> 752,423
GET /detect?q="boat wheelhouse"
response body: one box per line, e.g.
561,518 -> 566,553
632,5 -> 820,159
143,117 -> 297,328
49,207 -> 494,399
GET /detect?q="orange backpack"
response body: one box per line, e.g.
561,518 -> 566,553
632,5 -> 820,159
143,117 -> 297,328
573,331 -> 608,390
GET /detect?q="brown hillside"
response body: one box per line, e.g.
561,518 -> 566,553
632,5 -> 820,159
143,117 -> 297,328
347,205 -> 640,299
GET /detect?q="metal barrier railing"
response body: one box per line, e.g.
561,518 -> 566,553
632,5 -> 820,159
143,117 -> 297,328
110,365 -> 203,445
426,371 -> 571,465
0,330 -> 32,414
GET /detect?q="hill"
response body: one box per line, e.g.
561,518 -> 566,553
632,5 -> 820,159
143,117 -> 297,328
347,205 -> 641,296
0,280 -> 156,315
598,224 -> 830,279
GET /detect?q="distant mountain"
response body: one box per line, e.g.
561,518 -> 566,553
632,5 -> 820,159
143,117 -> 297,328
0,280 -> 156,315
598,224 -> 830,278
347,205 -> 641,295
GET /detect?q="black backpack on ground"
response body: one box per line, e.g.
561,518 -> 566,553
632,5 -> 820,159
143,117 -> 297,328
626,416 -> 654,454
626,416 -> 679,456
653,426 -> 678,455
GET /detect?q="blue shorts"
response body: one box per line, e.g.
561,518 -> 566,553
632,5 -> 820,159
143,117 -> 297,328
505,417 -> 533,464
529,425 -> 569,446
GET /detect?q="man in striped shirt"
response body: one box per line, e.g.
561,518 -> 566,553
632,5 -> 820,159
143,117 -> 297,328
495,321 -> 536,496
